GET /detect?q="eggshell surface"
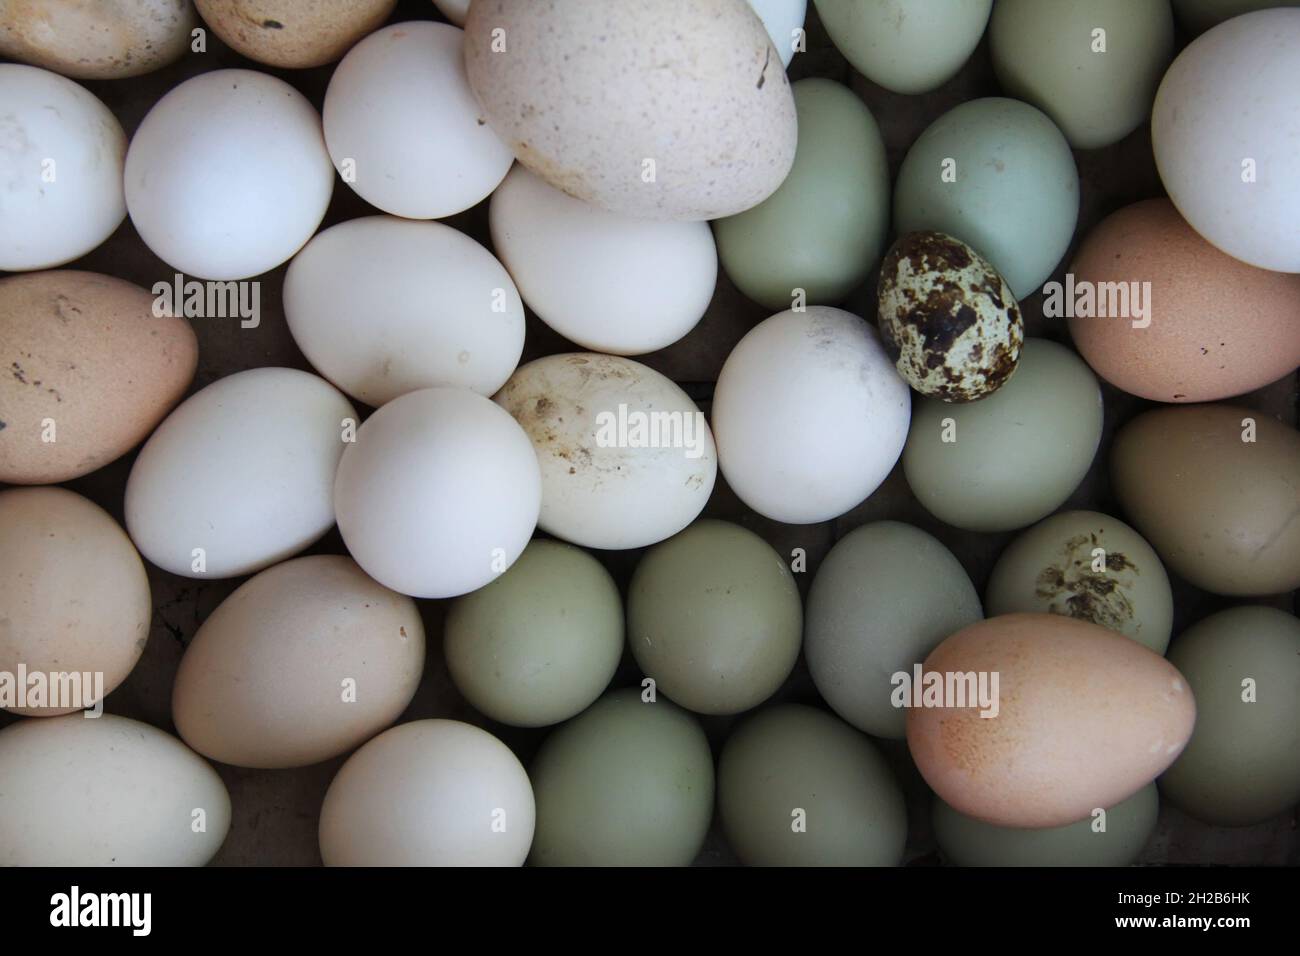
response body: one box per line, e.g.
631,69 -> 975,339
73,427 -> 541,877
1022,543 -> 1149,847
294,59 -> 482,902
0,0 -> 196,79
194,0 -> 396,68
747,0 -> 806,67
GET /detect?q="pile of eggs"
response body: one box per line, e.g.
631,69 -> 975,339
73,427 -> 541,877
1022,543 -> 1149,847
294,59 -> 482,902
1,0 -> 1298,868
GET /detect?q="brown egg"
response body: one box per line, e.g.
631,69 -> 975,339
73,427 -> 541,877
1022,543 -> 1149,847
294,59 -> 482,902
0,270 -> 197,485
0,487 -> 151,716
1067,199 -> 1300,403
906,613 -> 1195,828
194,0 -> 396,68
1111,403 -> 1300,596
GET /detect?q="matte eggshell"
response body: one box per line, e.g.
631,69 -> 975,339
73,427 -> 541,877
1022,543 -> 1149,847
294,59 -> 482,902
0,487 -> 150,716
718,705 -> 907,866
172,555 -> 425,769
1067,199 -> 1300,403
747,0 -> 806,67
319,719 -> 535,866
0,713 -> 231,866
905,613 -> 1196,828
432,0 -> 470,27
627,520 -> 802,716
529,689 -> 714,866
0,0 -> 196,79
464,0 -> 797,221
1110,404 -> 1300,596
194,0 -> 395,68
0,271 -> 197,484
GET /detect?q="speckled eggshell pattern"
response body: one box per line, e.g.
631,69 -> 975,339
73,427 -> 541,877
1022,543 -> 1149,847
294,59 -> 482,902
878,231 -> 1022,402
0,0 -> 197,79
464,0 -> 798,221
0,271 -> 198,484
194,0 -> 397,68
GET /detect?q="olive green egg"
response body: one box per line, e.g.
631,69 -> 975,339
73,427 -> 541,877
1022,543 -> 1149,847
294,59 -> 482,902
718,704 -> 907,866
529,689 -> 715,866
444,539 -> 623,727
893,97 -> 1079,299
1160,606 -> 1300,827
990,0 -> 1175,150
933,783 -> 1159,866
713,78 -> 889,312
903,339 -> 1104,533
805,521 -> 983,738
985,510 -> 1173,653
627,520 -> 802,716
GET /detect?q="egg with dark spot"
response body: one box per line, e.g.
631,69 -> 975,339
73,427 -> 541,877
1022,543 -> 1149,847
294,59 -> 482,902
877,231 -> 1023,402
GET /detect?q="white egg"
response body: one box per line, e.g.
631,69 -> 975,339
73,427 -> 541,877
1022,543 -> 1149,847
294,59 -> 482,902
432,0 -> 471,27
712,306 -> 910,524
323,21 -> 513,219
0,64 -> 126,272
334,386 -> 540,599
125,368 -> 356,579
489,165 -> 717,356
0,713 -> 230,866
284,216 -> 525,406
748,0 -> 807,67
1152,8 -> 1300,272
495,353 -> 717,550
124,69 -> 333,280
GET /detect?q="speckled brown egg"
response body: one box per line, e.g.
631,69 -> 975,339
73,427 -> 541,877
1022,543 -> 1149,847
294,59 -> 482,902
878,231 -> 1023,402
0,0 -> 196,79
464,0 -> 797,221
0,270 -> 198,485
194,0 -> 396,68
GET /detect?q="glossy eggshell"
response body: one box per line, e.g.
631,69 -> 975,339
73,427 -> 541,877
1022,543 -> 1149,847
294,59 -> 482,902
0,271 -> 197,484
0,0 -> 196,79
1110,404 -> 1300,596
529,689 -> 714,866
172,555 -> 425,769
194,0 -> 396,68
906,613 -> 1196,828
0,487 -> 150,716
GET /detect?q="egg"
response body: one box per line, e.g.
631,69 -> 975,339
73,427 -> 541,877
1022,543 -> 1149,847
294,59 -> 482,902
488,164 -> 717,355
283,216 -> 525,406
1112,404 -> 1300,596
906,613 -> 1196,828
813,0 -> 992,94
0,0 -> 196,79
989,0 -> 1175,150
125,367 -> 356,579
903,338 -> 1103,533
1152,9 -> 1300,272
894,97 -> 1079,300
712,306 -> 911,524
933,783 -> 1159,867
494,354 -> 716,550
627,520 -> 802,716
319,719 -> 535,866
747,0 -> 807,67
0,487 -> 150,716
0,270 -> 197,484
0,65 -> 126,272
1067,199 -> 1300,403
714,78 -> 890,312
124,68 -> 334,280
986,511 -> 1174,654
529,689 -> 714,866
335,386 -> 540,599
194,0 -> 395,68
432,0 -> 470,27
172,555 -> 424,769
1173,0 -> 1300,33
463,0 -> 797,221
444,540 -> 623,728
805,521 -> 983,739
323,22 -> 514,219
1160,606 -> 1300,826
877,231 -> 1023,402
0,713 -> 231,866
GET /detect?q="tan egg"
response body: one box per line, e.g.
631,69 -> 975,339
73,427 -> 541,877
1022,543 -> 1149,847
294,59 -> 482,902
0,271 -> 197,485
0,486 -> 150,716
194,0 -> 396,68
0,0 -> 197,80
1067,199 -> 1300,403
906,613 -> 1196,828
464,0 -> 797,221
172,554 -> 425,769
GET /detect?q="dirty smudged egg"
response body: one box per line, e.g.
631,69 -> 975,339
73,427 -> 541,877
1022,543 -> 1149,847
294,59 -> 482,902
878,231 -> 1023,402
